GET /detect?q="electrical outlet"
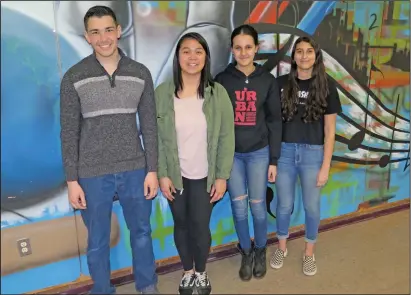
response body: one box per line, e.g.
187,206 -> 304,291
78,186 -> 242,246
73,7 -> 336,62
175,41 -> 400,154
17,238 -> 32,257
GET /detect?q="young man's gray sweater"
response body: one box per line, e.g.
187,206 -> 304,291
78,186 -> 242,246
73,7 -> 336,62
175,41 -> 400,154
60,49 -> 157,181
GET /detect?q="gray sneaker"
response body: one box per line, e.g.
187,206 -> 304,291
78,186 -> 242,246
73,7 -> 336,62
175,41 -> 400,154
140,284 -> 160,294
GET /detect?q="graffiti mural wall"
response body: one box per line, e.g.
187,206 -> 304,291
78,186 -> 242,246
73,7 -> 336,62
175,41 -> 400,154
1,1 -> 409,293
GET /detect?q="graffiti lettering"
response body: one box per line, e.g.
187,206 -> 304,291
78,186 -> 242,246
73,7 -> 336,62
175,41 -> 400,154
369,13 -> 378,30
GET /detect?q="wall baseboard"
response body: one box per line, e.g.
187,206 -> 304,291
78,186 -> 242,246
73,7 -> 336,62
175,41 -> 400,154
32,198 -> 410,295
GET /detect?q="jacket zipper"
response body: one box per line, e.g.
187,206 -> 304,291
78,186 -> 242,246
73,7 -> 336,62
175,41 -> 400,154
95,56 -> 122,88
109,70 -> 118,88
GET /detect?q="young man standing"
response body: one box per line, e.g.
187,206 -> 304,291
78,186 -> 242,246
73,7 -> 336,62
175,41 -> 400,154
60,6 -> 159,294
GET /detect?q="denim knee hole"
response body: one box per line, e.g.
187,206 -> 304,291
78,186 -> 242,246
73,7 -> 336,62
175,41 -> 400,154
232,195 -> 248,220
250,199 -> 266,219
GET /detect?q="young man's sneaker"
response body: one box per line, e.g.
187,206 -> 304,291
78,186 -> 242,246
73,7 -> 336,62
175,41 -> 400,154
269,248 -> 288,269
303,254 -> 317,276
140,284 -> 160,294
195,271 -> 212,295
178,272 -> 196,295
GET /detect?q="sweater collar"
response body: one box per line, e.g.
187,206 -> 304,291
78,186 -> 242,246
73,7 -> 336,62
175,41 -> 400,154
92,47 -> 126,62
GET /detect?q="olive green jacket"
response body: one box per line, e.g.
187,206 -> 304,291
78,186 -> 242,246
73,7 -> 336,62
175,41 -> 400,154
155,80 -> 235,193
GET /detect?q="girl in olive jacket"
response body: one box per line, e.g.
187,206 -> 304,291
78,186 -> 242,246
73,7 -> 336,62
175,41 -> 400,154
155,32 -> 234,295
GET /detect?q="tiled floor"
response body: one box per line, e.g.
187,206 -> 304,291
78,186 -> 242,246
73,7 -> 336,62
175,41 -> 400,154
117,210 -> 410,294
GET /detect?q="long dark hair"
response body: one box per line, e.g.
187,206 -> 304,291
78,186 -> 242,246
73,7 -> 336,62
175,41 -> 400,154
282,36 -> 329,123
173,32 -> 214,98
230,24 -> 259,47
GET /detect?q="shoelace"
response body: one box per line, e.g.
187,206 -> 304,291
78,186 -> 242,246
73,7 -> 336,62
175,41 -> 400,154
181,273 -> 194,287
196,272 -> 208,287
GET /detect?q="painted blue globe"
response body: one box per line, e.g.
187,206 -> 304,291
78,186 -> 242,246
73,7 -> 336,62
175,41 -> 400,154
1,8 -> 78,206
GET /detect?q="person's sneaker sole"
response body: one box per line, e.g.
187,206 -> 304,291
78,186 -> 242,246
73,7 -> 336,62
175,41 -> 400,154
270,261 -> 283,269
194,288 -> 212,295
303,269 -> 317,276
179,288 -> 194,295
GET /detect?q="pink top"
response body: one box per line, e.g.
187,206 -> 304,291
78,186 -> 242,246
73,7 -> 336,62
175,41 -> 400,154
174,95 -> 208,179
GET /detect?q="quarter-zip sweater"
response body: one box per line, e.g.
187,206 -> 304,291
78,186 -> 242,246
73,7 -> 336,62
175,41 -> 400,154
155,81 -> 235,193
215,63 -> 282,165
60,49 -> 157,181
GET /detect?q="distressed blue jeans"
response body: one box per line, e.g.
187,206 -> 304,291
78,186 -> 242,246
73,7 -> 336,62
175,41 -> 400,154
227,146 -> 269,251
275,143 -> 324,243
79,168 -> 157,294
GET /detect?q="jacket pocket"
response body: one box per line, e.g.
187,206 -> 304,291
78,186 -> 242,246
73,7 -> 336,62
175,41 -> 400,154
157,114 -> 171,142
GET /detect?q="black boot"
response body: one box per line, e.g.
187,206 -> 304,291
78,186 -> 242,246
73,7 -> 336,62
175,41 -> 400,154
253,246 -> 267,279
237,244 -> 253,281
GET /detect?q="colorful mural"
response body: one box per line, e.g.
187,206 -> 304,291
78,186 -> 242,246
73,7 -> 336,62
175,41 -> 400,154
1,1 -> 409,294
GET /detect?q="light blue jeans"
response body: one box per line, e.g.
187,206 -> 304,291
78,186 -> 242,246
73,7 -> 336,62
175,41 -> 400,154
275,143 -> 324,243
227,146 -> 269,250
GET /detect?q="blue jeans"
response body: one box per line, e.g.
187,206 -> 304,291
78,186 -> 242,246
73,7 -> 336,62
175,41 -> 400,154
275,143 -> 324,243
79,168 -> 157,294
227,145 -> 269,250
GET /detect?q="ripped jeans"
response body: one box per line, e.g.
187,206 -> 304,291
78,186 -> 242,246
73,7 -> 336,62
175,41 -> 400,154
227,146 -> 270,251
